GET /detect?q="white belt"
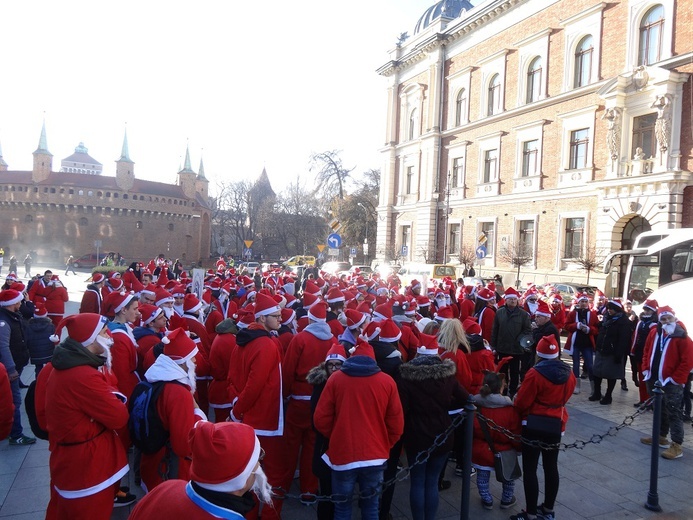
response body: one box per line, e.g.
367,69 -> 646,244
289,395 -> 311,401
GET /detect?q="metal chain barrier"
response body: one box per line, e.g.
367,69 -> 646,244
273,395 -> 654,504
273,410 -> 467,504
477,395 -> 655,451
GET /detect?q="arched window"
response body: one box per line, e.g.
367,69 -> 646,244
25,215 -> 33,223
639,5 -> 664,65
487,74 -> 501,116
168,223 -> 174,231
79,217 -> 88,226
526,57 -> 542,103
408,108 -> 418,140
455,89 -> 467,126
574,36 -> 593,88
136,221 -> 143,229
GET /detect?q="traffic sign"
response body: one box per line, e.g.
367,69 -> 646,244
327,233 -> 342,248
401,245 -> 408,256
328,218 -> 343,233
476,245 -> 487,259
317,244 -> 326,253
350,247 -> 357,256
328,248 -> 339,255
244,248 -> 252,258
244,240 -> 254,248
478,233 -> 487,245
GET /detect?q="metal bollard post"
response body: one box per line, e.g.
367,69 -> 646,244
459,397 -> 476,520
644,381 -> 664,512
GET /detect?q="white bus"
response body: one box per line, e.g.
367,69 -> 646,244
604,228 -> 693,305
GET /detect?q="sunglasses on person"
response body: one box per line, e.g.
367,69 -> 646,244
326,362 -> 343,370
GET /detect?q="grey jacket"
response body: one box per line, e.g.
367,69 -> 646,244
491,305 -> 532,356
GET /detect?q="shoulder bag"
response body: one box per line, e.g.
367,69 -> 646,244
478,410 -> 522,483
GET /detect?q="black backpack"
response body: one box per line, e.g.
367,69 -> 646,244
128,380 -> 182,454
24,380 -> 49,441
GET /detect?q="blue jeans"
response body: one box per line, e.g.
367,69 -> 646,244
406,450 -> 448,520
572,345 -> 594,379
332,463 -> 385,520
9,377 -> 24,439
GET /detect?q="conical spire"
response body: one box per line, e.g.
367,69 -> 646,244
0,140 -> 7,168
118,128 -> 133,163
33,119 -> 52,155
179,142 -> 195,173
197,153 -> 206,180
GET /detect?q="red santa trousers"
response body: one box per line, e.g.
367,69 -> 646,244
278,399 -> 318,494
46,482 -> 118,520
247,435 -> 285,520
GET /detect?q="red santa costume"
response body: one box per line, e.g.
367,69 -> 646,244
279,302 -> 335,495
208,319 -> 237,423
133,305 -> 166,378
474,288 -> 496,343
563,295 -> 600,355
140,328 -> 206,492
0,361 -> 13,440
43,314 -> 129,520
129,421 -> 264,520
79,273 -> 105,315
549,294 -> 567,332
642,307 -> 693,386
182,293 -> 213,416
41,276 -> 69,328
228,293 -> 284,520
105,291 -> 141,401
458,286 -> 476,321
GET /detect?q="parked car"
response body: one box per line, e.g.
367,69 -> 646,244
321,261 -> 352,274
284,255 -> 316,267
239,262 -> 260,276
541,282 -> 600,306
348,265 -> 373,275
73,253 -> 100,268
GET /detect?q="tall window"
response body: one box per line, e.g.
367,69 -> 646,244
574,35 -> 593,88
518,220 -> 535,259
632,113 -> 657,158
401,226 -> 411,255
455,89 -> 467,126
522,140 -> 538,177
487,74 -> 501,116
483,149 -> 498,183
408,108 -> 418,140
449,223 -> 461,254
481,222 -> 495,256
452,157 -> 464,188
639,5 -> 664,65
569,129 -> 589,169
564,218 -> 584,258
526,57 -> 542,103
405,166 -> 414,194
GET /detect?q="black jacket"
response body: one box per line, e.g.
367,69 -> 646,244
596,312 -> 632,359
491,305 -> 532,355
25,317 -> 55,364
0,307 -> 29,371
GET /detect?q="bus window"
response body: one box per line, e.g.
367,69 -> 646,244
628,255 -> 659,304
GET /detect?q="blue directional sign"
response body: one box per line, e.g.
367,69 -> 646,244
476,245 -> 487,259
401,245 -> 408,256
327,233 -> 342,248
350,247 -> 357,256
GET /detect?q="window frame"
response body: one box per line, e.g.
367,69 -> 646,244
569,128 -> 590,170
487,74 -> 501,116
477,217 -> 498,265
626,1 -> 672,68
526,57 -> 543,104
573,35 -> 594,88
560,4 -> 604,93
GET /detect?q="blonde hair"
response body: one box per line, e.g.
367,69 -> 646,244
437,319 -> 470,354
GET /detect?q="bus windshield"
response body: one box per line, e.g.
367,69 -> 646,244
627,242 -> 693,304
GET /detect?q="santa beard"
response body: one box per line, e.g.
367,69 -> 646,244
178,358 -> 197,393
101,345 -> 113,371
162,307 -> 174,319
252,466 -> 273,505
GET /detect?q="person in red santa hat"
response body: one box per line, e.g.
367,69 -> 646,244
512,334 -> 575,520
43,313 -> 131,519
100,273 -> 123,308
42,275 -> 69,328
132,304 -> 168,378
104,291 -> 141,401
276,307 -> 297,355
280,301 -> 337,498
208,318 -> 238,423
549,294 -> 566,332
474,288 -> 496,343
227,292 -> 285,520
181,293 -> 213,416
463,318 -> 497,395
129,421 -> 273,519
139,327 -> 207,492
0,362 -> 12,441
640,305 -> 693,459
563,293 -> 599,396
79,273 -> 105,315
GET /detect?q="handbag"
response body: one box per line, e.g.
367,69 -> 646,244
518,334 -> 534,352
525,414 -> 562,436
478,410 -> 522,483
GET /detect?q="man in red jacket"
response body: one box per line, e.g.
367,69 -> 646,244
280,301 -> 336,498
641,306 -> 693,459
228,292 -> 285,520
314,341 -> 404,520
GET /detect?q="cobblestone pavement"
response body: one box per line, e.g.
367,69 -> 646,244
1,266 -> 691,519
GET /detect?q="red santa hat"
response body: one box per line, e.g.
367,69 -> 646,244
404,297 -> 418,315
378,319 -> 402,343
575,292 -> 590,302
304,280 -> 321,295
326,288 -> 345,304
360,321 -> 381,342
0,289 -> 24,307
536,335 -> 560,359
50,313 -> 108,346
658,305 -> 676,318
236,308 -> 255,329
155,286 -> 175,307
280,307 -> 296,326
434,306 -> 454,322
550,294 -> 563,305
476,288 -> 494,301
462,318 -> 482,335
503,287 -> 519,299
308,301 -> 329,322
162,327 -> 198,364
90,272 -> 105,284
109,276 -> 124,291
9,282 -> 25,292
170,284 -> 186,298
416,333 -> 439,356
189,421 -> 261,493
351,340 -> 376,360
33,303 -> 48,319
254,292 -> 281,318
607,298 -> 624,311
345,309 -> 367,330
184,293 -> 204,314
106,290 -> 136,315
643,299 -> 659,312
535,300 -> 552,318
372,302 -> 393,321
410,279 -> 421,291
325,343 -> 347,363
139,304 -> 164,326
415,294 -> 430,308
356,301 -> 372,314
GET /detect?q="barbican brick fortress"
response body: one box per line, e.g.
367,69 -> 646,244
0,124 -> 212,266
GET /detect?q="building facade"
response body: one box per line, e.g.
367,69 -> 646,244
376,0 -> 692,292
0,124 -> 212,266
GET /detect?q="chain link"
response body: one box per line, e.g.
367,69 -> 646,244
274,396 -> 654,504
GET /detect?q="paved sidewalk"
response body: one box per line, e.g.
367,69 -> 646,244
1,269 -> 691,519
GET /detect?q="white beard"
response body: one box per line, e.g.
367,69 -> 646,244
173,304 -> 184,315
162,307 -> 174,319
662,323 -> 676,335
527,302 -> 538,313
252,466 -> 273,504
185,358 -> 197,393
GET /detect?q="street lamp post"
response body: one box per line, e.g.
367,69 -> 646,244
442,171 -> 452,264
357,202 -> 370,264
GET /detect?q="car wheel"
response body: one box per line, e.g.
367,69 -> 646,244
74,263 -> 81,268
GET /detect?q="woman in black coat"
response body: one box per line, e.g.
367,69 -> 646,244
397,340 -> 468,520
590,299 -> 633,405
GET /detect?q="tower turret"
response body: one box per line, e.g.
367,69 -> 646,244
32,120 -> 53,182
0,141 -> 8,172
177,144 -> 196,199
196,154 -> 209,202
115,129 -> 135,190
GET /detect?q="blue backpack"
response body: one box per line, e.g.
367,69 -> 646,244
128,380 -> 182,454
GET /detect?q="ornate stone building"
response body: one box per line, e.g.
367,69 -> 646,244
376,0 -> 692,291
0,124 -> 211,265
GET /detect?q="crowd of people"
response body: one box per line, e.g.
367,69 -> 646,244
0,256 -> 692,520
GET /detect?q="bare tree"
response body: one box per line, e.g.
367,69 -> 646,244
309,150 -> 354,203
459,245 -> 476,271
211,180 -> 254,256
418,246 -> 430,263
498,241 -> 534,288
572,245 -> 607,284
